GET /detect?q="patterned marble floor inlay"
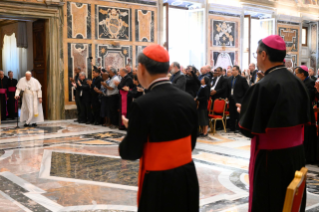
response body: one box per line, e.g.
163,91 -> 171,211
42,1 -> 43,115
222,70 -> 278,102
0,120 -> 318,212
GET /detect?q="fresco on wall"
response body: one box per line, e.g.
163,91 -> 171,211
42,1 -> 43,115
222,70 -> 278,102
135,10 -> 154,42
96,45 -> 132,70
67,2 -> 91,39
278,27 -> 298,53
96,6 -> 131,41
68,43 -> 92,101
213,52 -> 235,69
212,20 -> 236,47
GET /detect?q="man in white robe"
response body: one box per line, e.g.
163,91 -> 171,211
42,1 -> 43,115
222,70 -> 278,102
15,71 -> 44,127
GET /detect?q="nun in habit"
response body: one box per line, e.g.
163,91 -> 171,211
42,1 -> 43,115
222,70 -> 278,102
15,71 -> 44,127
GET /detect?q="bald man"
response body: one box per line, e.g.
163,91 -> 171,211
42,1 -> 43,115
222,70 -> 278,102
0,70 -> 8,120
15,71 -> 44,127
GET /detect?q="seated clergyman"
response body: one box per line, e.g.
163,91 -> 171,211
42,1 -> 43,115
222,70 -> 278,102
15,71 -> 44,127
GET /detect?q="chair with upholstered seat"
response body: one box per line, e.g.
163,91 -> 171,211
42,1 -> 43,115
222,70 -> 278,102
208,98 -> 226,134
282,167 -> 308,212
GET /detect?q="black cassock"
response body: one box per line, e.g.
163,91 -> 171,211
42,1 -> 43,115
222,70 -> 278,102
91,76 -> 102,124
119,79 -> 199,212
239,66 -> 310,212
0,77 -> 8,120
303,77 -> 319,164
7,78 -> 18,119
118,74 -> 133,127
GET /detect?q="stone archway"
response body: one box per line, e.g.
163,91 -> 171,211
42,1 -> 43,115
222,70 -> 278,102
0,0 -> 65,120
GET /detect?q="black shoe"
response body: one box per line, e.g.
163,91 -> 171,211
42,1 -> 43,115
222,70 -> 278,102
24,124 -> 30,127
94,122 -> 100,125
234,130 -> 240,134
78,120 -> 86,123
32,123 -> 37,127
197,133 -> 204,137
74,120 -> 79,122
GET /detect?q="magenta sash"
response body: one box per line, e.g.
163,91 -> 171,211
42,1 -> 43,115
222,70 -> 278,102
0,88 -> 8,116
8,87 -> 16,92
248,125 -> 304,212
120,90 -> 128,125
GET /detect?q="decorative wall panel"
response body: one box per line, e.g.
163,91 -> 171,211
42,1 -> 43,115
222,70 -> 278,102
96,45 -> 132,70
67,2 -> 91,39
96,5 -> 131,41
278,23 -> 300,66
311,24 -> 317,54
285,54 -> 297,69
135,10 -> 154,42
212,21 -> 236,47
68,43 -> 92,101
212,52 -> 235,69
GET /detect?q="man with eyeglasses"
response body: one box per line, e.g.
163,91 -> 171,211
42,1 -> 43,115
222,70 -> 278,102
237,35 -> 310,211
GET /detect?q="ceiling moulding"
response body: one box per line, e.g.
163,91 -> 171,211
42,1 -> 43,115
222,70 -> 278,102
3,0 -> 64,7
208,3 -> 242,16
277,14 -> 302,23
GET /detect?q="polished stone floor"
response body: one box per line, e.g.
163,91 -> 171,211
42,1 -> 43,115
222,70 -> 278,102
0,120 -> 319,212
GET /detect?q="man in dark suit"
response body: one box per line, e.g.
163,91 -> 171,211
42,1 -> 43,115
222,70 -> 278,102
170,62 -> 186,90
88,68 -> 102,125
228,65 -> 249,132
120,44 -> 199,211
70,67 -> 82,122
249,63 -> 258,85
0,70 -> 8,121
77,72 -> 93,124
309,68 -> 317,81
7,71 -> 18,119
210,67 -> 228,101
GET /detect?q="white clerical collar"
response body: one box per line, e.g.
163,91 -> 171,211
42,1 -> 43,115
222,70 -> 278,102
148,77 -> 170,89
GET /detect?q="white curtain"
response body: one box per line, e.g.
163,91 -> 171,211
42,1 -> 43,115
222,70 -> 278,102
2,33 -> 27,79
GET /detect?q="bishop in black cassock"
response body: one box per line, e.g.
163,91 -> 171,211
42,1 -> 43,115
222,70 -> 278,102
0,71 -> 8,120
7,71 -> 18,119
119,44 -> 199,212
238,35 -> 309,211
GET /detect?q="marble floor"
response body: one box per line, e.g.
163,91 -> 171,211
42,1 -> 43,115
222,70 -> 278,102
0,120 -> 319,212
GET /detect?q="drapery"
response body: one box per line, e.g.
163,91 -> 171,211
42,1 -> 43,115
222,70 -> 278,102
1,22 -> 28,49
2,33 -> 27,79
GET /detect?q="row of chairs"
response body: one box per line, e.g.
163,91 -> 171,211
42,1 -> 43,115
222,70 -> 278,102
206,98 -> 229,134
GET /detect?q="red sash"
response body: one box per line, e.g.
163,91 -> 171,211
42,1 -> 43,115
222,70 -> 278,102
248,125 -> 304,212
120,90 -> 128,126
137,135 -> 193,205
8,87 -> 16,92
0,88 -> 8,116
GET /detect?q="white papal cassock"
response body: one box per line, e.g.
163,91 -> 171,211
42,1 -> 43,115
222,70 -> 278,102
15,77 -> 44,124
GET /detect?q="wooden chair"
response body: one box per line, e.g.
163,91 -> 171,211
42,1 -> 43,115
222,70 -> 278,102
282,167 -> 308,212
208,98 -> 227,134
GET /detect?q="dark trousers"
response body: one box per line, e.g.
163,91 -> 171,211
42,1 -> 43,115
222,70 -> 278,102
75,91 -> 82,121
229,97 -> 239,131
92,98 -> 101,124
7,93 -> 16,118
108,94 -> 119,126
80,100 -> 93,123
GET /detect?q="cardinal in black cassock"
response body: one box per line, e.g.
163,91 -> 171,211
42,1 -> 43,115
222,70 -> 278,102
238,35 -> 310,212
119,45 -> 199,212
295,66 -> 319,164
117,68 -> 133,129
7,71 -> 18,119
0,71 -> 8,120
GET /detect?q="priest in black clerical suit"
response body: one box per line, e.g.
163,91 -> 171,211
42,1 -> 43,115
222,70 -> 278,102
227,65 -> 249,132
295,66 -> 319,164
238,35 -> 309,212
120,45 -> 199,212
170,62 -> 186,91
116,68 -> 133,129
7,71 -> 18,119
210,67 -> 228,101
0,71 -> 8,120
185,66 -> 200,97
89,68 -> 102,125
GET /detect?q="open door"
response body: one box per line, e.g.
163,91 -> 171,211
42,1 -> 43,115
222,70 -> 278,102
32,20 -> 47,119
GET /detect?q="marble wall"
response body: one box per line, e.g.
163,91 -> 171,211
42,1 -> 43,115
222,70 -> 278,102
277,22 -> 300,69
208,14 -> 241,69
64,0 -> 158,105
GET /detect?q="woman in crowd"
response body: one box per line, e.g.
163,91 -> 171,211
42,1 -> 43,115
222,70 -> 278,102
195,76 -> 210,137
